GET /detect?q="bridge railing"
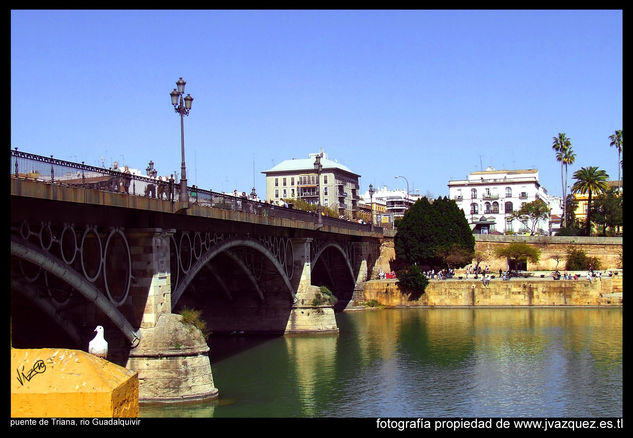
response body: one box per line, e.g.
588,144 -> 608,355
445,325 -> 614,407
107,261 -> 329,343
10,149 -> 382,233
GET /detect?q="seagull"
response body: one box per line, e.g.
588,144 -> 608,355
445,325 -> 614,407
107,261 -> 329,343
88,325 -> 108,359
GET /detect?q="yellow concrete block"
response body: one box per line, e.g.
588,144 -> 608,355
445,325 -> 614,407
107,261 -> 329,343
11,348 -> 139,418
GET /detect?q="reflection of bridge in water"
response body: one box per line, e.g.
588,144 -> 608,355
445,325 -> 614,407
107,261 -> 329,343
10,149 -> 384,402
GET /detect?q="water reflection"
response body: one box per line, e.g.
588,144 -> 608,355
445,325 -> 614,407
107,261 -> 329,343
141,308 -> 622,418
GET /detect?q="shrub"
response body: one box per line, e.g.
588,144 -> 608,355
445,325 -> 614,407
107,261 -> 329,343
312,286 -> 338,306
396,264 -> 429,300
565,246 -> 601,271
179,307 -> 211,340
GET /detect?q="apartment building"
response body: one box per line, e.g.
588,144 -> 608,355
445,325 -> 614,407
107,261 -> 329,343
359,186 -> 420,227
262,151 -> 360,218
448,167 -> 557,234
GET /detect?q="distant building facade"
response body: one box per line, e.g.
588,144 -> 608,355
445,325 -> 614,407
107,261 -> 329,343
262,151 -> 360,218
359,186 -> 421,228
448,167 -> 558,235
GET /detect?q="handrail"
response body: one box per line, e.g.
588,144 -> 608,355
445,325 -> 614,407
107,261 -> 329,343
10,148 -> 381,234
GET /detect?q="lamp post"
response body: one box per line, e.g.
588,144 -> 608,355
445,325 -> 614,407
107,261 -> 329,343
369,183 -> 375,231
395,175 -> 410,227
170,77 -> 194,202
313,152 -> 323,225
394,175 -> 409,200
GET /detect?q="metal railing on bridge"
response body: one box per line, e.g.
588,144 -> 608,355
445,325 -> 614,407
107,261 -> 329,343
10,149 -> 381,233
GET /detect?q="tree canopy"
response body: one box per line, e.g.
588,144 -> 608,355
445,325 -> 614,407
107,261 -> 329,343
394,196 -> 475,270
511,198 -> 550,235
494,243 -> 541,270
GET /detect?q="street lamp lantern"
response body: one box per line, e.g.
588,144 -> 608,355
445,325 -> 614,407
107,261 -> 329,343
170,77 -> 194,202
176,77 -> 186,94
184,94 -> 194,110
170,89 -> 179,106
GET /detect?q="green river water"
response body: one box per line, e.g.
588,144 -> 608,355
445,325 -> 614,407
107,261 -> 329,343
140,307 -> 622,418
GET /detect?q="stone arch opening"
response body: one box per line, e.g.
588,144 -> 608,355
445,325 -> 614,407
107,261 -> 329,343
311,243 -> 356,311
172,238 -> 297,335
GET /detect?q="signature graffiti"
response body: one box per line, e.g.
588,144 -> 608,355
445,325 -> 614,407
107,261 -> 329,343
16,360 -> 46,386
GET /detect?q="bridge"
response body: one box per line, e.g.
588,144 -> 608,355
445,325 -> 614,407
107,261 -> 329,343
9,149 -> 384,402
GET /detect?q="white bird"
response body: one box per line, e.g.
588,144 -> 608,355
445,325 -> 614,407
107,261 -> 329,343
88,325 -> 108,359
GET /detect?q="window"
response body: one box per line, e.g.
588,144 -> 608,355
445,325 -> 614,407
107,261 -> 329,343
324,187 -> 328,195
492,202 -> 499,214
505,201 -> 513,213
471,188 -> 477,199
505,187 -> 512,197
275,189 -> 279,198
291,177 -> 294,186
484,202 -> 491,214
324,175 -> 328,184
470,203 -> 478,214
506,218 -> 513,232
283,178 -> 287,186
275,178 -> 278,187
283,189 -> 287,198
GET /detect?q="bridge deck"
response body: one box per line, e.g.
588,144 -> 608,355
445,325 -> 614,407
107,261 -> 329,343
11,177 -> 383,238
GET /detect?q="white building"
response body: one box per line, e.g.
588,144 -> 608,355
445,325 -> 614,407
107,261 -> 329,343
448,167 -> 558,235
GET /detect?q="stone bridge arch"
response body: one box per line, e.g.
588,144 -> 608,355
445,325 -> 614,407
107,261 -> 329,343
172,236 -> 297,307
311,241 -> 356,281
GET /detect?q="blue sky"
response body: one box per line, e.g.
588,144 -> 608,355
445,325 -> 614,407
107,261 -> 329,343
11,9 -> 622,199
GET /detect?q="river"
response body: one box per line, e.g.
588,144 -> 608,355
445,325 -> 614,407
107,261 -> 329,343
140,307 -> 622,418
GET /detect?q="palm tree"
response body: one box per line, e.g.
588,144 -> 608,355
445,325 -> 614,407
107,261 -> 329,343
553,133 -> 573,227
571,166 -> 610,236
608,129 -> 623,192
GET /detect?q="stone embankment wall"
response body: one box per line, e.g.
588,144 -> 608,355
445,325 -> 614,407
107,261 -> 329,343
473,235 -> 623,272
361,275 -> 622,307
373,234 -> 623,275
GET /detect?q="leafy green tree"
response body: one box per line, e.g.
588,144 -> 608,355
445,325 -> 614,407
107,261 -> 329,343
608,129 -> 623,192
553,133 -> 575,227
590,187 -> 623,236
394,196 -> 474,270
571,166 -> 610,236
286,198 -> 338,218
494,243 -> 541,271
511,198 -> 550,235
556,195 -> 582,235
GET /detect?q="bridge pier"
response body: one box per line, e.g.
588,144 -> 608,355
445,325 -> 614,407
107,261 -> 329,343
349,241 -> 373,308
285,238 -> 338,334
124,229 -> 218,402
